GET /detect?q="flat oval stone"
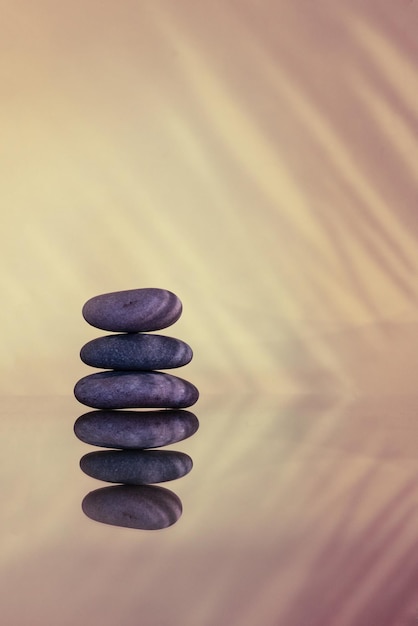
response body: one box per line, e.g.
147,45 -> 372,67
80,449 -> 193,484
82,288 -> 182,332
74,371 -> 199,409
82,484 -> 182,530
74,409 -> 199,448
80,333 -> 193,370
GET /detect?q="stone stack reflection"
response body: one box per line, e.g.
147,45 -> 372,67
73,288 -> 199,530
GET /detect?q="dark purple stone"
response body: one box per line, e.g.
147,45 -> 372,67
80,333 -> 193,370
74,370 -> 199,409
82,484 -> 182,530
82,288 -> 182,332
80,449 -> 193,484
74,409 -> 199,448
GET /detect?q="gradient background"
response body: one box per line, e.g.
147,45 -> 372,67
1,1 -> 418,625
2,0 -> 418,396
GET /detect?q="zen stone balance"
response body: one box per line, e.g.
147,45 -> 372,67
74,288 -> 199,410
74,288 -> 199,530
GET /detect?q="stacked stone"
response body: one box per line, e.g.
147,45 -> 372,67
73,288 -> 199,530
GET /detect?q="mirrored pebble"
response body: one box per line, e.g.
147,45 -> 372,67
81,484 -> 182,530
80,449 -> 193,484
74,370 -> 199,409
82,288 -> 182,332
80,333 -> 193,370
74,409 -> 199,449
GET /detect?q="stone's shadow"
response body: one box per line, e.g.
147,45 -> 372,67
80,449 -> 193,484
82,484 -> 183,530
75,408 -> 198,530
74,409 -> 199,449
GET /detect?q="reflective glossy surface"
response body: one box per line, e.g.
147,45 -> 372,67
2,391 -> 418,625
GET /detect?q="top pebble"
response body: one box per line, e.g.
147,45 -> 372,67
82,288 -> 182,332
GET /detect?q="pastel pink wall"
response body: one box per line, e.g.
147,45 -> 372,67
1,0 -> 418,395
